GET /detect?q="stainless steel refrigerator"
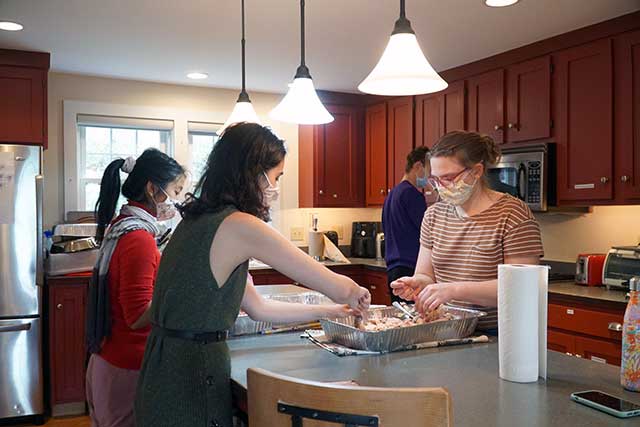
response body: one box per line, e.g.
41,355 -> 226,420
0,144 -> 44,421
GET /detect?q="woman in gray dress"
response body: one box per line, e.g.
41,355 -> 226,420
135,123 -> 371,427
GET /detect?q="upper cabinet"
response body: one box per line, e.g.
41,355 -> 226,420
0,49 -> 50,147
554,39 -> 613,203
467,69 -> 505,144
415,80 -> 466,148
386,97 -> 414,191
365,102 -> 388,206
614,29 -> 640,202
298,103 -> 365,208
505,56 -> 552,143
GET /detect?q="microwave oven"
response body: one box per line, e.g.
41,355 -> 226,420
486,143 -> 555,212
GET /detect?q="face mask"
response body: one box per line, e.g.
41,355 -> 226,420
436,175 -> 478,206
155,187 -> 179,222
416,171 -> 428,189
262,172 -> 280,206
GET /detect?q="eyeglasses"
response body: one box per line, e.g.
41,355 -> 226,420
427,168 -> 470,190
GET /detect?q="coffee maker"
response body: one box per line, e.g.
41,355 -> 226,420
350,222 -> 382,258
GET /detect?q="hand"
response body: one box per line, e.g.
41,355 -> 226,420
324,304 -> 355,319
415,283 -> 458,314
348,285 -> 371,316
390,276 -> 427,301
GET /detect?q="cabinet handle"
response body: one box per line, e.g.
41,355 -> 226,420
494,125 -> 503,131
319,190 -> 324,195
56,304 -> 63,310
507,123 -> 519,130
621,175 -> 630,183
608,322 -> 622,332
380,189 -> 385,195
575,354 -> 582,358
370,285 -> 377,290
600,177 -> 609,184
387,188 -> 391,193
566,309 -> 574,315
332,194 -> 338,199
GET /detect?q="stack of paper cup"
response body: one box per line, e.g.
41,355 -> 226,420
498,264 -> 549,383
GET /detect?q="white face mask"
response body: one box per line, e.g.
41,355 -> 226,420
156,187 -> 179,222
436,175 -> 478,206
262,172 -> 280,206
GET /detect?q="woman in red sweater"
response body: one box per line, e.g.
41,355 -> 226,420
85,148 -> 186,427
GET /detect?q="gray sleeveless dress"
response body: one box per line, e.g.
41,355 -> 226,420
135,206 -> 248,427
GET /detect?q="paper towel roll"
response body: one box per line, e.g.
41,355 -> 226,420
308,231 -> 325,260
498,264 -> 548,383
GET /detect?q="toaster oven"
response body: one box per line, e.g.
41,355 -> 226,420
603,246 -> 640,290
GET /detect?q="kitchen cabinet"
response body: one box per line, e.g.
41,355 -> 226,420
553,39 -> 614,203
47,276 -> 89,416
505,56 -> 552,142
365,102 -> 388,205
360,270 -> 391,306
467,69 -> 505,144
0,49 -> 49,147
386,97 -> 414,190
414,80 -> 466,149
299,103 -> 365,208
615,30 -> 640,202
574,336 -> 622,366
547,329 -> 576,355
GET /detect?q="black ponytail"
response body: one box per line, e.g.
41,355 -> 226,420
95,159 -> 126,242
94,148 -> 185,243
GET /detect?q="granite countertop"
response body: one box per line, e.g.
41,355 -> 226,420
549,281 -> 628,305
229,333 -> 639,427
249,257 -> 387,271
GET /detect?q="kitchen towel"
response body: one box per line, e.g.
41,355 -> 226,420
498,264 -> 548,383
323,235 -> 350,264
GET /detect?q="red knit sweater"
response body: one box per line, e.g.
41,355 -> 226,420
99,202 -> 160,370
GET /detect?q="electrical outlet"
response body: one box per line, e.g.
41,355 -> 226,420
290,227 -> 305,241
333,225 -> 344,240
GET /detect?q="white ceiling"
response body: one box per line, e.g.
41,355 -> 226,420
1,0 -> 639,94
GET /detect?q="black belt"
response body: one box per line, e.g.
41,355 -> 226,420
152,324 -> 229,344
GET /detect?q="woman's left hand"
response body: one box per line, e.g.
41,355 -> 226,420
324,304 -> 355,319
415,283 -> 459,315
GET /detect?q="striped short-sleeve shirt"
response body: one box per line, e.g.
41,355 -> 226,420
420,194 -> 544,329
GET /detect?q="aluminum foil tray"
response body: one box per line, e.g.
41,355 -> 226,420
231,291 -> 335,336
320,305 -> 486,352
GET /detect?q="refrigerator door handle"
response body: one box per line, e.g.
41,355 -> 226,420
36,174 -> 44,287
0,322 -> 31,333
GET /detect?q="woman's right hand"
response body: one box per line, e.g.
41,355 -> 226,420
390,276 -> 427,301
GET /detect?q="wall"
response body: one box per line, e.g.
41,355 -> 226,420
45,72 -> 381,246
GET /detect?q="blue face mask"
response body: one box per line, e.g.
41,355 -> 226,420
416,175 -> 428,189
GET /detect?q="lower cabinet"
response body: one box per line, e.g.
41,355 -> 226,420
47,276 -> 90,416
547,298 -> 624,366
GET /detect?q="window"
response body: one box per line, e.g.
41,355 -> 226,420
187,122 -> 221,191
77,115 -> 173,210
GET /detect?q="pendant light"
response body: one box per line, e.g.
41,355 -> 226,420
269,0 -> 333,125
358,0 -> 448,96
220,0 -> 260,133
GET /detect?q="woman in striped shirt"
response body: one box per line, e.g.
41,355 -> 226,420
391,131 -> 544,330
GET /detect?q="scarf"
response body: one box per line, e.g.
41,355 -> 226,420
86,205 -> 160,354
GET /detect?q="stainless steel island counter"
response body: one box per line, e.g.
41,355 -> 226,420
229,333 -> 640,427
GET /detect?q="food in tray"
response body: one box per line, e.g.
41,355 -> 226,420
356,307 -> 457,332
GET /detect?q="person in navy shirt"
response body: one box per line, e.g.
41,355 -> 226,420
382,146 -> 430,302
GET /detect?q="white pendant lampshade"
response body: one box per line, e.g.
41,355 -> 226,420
358,0 -> 448,96
269,77 -> 333,125
220,0 -> 260,134
269,0 -> 333,125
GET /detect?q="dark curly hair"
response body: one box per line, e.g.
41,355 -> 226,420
179,122 -> 287,222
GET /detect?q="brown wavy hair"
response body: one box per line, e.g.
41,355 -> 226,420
179,123 -> 287,222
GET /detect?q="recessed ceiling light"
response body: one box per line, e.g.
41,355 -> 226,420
187,72 -> 208,80
0,21 -> 24,31
485,0 -> 519,7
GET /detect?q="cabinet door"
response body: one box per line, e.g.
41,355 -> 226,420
554,39 -> 613,202
362,271 -> 391,306
0,66 -> 46,145
615,30 -> 640,201
467,69 -> 504,144
365,102 -> 388,205
575,336 -> 622,366
547,329 -> 575,356
49,284 -> 87,405
315,104 -> 365,207
415,81 -> 466,149
506,56 -> 551,142
387,97 -> 414,191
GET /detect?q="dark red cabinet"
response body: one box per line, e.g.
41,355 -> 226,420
299,103 -> 365,208
415,81 -> 466,148
554,39 -> 614,203
365,102 -> 388,206
615,30 -> 640,202
467,69 -> 505,144
386,97 -> 414,190
0,63 -> 48,146
505,56 -> 551,142
48,277 -> 89,415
